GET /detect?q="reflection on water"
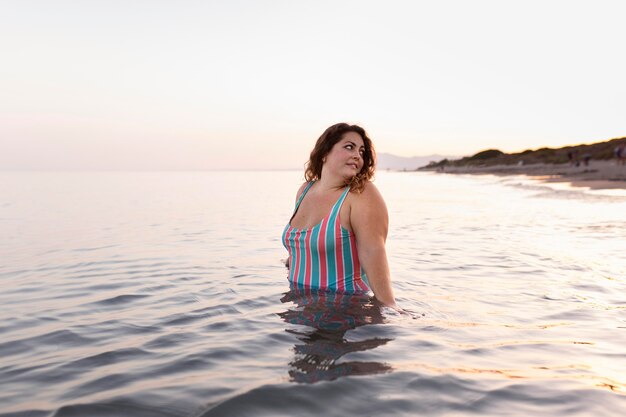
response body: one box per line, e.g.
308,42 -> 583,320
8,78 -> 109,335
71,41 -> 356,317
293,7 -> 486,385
279,287 -> 393,383
2,171 -> 625,416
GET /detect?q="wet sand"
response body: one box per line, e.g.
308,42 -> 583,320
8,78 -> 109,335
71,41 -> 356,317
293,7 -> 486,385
433,160 -> 626,190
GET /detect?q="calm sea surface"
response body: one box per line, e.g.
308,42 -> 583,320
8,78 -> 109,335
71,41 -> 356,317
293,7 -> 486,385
1,171 -> 625,417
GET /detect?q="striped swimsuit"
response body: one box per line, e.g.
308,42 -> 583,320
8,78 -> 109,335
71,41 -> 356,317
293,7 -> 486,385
282,182 -> 370,293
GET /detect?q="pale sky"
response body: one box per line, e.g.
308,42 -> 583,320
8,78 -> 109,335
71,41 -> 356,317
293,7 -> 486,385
1,0 -> 624,170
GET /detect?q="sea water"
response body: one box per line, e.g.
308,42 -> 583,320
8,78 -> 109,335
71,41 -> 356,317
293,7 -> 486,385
0,171 -> 624,417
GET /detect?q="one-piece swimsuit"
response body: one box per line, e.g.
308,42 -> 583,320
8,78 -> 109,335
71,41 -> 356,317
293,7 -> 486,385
282,181 -> 370,293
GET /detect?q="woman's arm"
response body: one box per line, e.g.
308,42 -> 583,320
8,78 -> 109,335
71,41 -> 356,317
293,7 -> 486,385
350,183 -> 396,307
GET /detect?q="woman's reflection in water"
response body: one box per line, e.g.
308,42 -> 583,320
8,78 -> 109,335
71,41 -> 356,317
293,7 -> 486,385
279,287 -> 394,383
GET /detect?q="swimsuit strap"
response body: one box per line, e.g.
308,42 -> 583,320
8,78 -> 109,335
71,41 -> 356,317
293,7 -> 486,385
291,182 -> 350,222
328,186 -> 351,220
293,181 -> 315,213
336,186 -> 351,210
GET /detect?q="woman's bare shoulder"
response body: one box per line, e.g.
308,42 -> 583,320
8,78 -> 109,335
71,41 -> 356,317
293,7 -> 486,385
349,181 -> 388,233
350,181 -> 385,206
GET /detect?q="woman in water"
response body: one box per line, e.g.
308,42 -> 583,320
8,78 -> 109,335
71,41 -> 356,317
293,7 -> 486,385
282,123 -> 396,307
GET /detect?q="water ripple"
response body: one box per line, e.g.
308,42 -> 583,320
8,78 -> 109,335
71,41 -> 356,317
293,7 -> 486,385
1,171 -> 625,417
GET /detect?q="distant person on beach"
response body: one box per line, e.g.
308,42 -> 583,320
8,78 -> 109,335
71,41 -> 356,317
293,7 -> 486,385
282,123 -> 396,307
567,150 -> 581,166
582,153 -> 592,166
615,144 -> 625,165
571,150 -> 580,166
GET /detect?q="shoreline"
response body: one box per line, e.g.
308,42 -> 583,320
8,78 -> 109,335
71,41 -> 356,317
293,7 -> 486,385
425,160 -> 626,190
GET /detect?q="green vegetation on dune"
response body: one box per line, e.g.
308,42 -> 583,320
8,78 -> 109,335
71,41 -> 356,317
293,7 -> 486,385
422,136 -> 626,169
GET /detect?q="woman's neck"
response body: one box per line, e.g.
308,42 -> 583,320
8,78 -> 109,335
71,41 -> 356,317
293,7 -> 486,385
317,173 -> 348,192
317,167 -> 347,191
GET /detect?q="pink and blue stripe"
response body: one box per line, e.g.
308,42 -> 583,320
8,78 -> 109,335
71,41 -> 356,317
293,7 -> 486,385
282,182 -> 370,293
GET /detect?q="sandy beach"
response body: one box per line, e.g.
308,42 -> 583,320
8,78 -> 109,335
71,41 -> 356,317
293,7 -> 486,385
433,160 -> 626,190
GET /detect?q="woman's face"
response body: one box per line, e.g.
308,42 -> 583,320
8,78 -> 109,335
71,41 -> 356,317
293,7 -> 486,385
323,131 -> 365,179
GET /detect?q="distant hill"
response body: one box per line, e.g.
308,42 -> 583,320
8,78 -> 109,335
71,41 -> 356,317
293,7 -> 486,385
377,153 -> 459,171
420,136 -> 626,169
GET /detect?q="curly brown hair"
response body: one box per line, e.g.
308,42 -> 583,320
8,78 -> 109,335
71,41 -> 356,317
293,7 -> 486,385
304,123 -> 376,192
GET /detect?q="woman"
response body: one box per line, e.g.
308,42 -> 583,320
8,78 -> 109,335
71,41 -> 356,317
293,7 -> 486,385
282,123 -> 396,307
